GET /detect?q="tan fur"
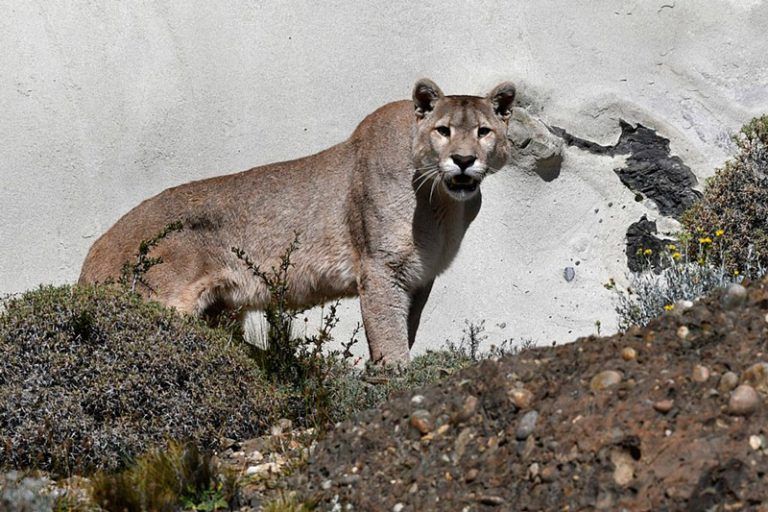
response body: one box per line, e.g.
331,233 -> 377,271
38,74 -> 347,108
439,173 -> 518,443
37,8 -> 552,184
79,79 -> 516,363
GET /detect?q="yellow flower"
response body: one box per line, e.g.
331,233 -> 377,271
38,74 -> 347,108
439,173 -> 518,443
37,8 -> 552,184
734,270 -> 740,276
698,237 -> 713,245
672,252 -> 682,261
666,244 -> 678,252
664,304 -> 674,311
715,229 -> 725,237
643,248 -> 653,256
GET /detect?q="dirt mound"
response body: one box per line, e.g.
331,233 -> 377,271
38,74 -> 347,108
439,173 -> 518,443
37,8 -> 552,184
292,279 -> 768,511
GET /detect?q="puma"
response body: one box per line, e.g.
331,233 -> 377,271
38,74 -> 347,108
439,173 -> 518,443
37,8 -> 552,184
79,79 -> 516,363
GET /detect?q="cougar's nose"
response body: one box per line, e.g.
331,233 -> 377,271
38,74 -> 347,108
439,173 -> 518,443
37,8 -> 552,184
451,154 -> 476,172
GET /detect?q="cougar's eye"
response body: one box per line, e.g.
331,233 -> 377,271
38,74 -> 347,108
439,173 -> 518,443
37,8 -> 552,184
435,126 -> 451,137
478,126 -> 492,137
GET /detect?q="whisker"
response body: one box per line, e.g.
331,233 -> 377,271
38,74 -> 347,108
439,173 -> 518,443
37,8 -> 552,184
429,175 -> 439,204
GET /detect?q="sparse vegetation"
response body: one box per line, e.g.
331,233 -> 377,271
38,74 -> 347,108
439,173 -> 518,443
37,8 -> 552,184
0,284 -> 282,476
612,116 -> 768,330
119,221 -> 183,293
91,442 -> 237,512
682,115 -> 768,273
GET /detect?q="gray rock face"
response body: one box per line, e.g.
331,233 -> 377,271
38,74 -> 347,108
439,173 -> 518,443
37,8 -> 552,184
550,120 -> 701,218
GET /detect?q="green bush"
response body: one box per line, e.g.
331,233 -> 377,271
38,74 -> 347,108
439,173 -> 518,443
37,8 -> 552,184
0,285 -> 282,476
682,115 -> 768,273
91,442 -> 236,512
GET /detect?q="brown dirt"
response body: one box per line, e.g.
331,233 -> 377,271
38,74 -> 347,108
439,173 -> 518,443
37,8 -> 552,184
286,279 -> 768,511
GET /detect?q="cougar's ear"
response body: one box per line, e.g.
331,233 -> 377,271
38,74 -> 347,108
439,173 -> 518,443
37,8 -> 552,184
487,81 -> 517,122
412,79 -> 444,119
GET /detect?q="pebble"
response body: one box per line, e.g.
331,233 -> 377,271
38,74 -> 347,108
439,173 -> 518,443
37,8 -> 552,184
742,362 -> 768,394
527,462 -> 540,480
540,465 -> 557,482
410,409 -> 434,434
516,410 -> 539,440
321,479 -> 332,490
692,364 -> 710,383
564,266 -> 576,282
458,395 -> 479,421
675,299 -> 694,311
750,435 -> 764,450
621,347 -> 637,361
393,503 -> 405,512
477,496 -> 506,506
728,385 -> 760,416
721,283 -> 748,310
719,371 -> 740,393
676,325 -> 690,340
653,399 -> 674,414
590,370 -> 623,391
411,394 -> 426,405
465,468 -> 479,482
508,388 -> 534,409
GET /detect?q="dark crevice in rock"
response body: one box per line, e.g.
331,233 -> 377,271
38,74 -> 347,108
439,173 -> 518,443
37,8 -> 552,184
625,215 -> 675,272
550,120 -> 702,218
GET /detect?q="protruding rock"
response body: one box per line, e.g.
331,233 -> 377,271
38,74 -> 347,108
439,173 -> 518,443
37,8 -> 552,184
728,385 -> 760,416
591,370 -> 623,391
653,399 -> 674,414
410,409 -> 433,434
692,364 -> 710,383
719,371 -> 740,393
621,347 -> 637,361
508,388 -> 534,409
721,283 -> 748,310
516,410 -> 539,440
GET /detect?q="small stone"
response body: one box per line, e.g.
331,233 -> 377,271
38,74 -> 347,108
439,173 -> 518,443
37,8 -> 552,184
457,395 -> 479,422
611,449 -> 635,486
721,283 -> 748,310
675,299 -> 694,311
564,267 -> 576,282
729,385 -> 761,416
719,371 -> 740,393
527,462 -> 540,480
653,399 -> 674,414
621,347 -> 637,361
411,394 -> 426,405
692,364 -> 710,383
393,503 -> 405,512
465,468 -> 479,482
590,370 -> 623,391
516,410 -> 539,440
540,465 -> 557,482
508,388 -> 534,409
677,325 -> 690,340
477,495 -> 506,506
410,409 -> 433,434
742,362 -> 768,394
246,462 -> 279,476
749,435 -> 764,450
321,479 -> 332,490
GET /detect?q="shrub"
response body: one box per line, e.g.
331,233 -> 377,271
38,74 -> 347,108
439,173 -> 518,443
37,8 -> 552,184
91,442 -> 237,512
682,115 -> 768,273
0,285 -> 283,476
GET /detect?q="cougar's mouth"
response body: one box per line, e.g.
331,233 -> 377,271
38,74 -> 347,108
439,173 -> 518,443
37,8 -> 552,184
445,174 -> 480,194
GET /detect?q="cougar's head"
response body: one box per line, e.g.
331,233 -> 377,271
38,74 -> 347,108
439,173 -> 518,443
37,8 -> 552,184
411,79 -> 516,201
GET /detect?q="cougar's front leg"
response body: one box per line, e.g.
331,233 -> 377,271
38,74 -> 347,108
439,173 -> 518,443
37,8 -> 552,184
357,264 -> 411,364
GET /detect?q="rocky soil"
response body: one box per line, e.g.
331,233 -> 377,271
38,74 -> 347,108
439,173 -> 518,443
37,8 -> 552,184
277,278 -> 768,511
